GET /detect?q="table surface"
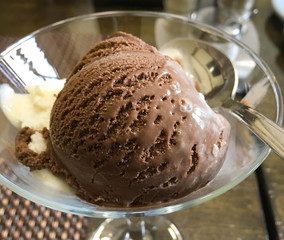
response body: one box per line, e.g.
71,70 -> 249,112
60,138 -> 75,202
0,0 -> 283,239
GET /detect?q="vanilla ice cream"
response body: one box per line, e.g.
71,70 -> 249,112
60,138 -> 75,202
0,80 -> 65,130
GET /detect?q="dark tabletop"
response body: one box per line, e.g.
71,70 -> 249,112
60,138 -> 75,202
0,0 -> 283,239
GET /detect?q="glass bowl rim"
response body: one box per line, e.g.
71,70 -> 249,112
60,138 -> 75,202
0,10 -> 283,218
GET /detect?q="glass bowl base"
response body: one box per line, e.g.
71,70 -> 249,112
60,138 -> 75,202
90,216 -> 183,240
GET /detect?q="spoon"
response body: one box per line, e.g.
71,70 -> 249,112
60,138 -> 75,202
160,38 -> 284,159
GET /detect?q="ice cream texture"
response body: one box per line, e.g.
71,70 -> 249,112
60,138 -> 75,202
2,32 -> 231,207
48,32 -> 231,207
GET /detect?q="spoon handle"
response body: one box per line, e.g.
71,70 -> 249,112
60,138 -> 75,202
222,99 -> 284,159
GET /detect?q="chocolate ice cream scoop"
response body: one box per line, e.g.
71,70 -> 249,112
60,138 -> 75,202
49,32 -> 231,207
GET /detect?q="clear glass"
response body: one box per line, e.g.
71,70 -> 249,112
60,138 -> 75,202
217,0 -> 255,35
193,0 -> 256,37
164,0 -> 197,18
0,11 -> 283,238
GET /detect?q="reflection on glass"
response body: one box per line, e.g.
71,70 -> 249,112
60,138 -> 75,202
0,38 -> 59,88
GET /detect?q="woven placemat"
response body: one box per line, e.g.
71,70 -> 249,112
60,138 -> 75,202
0,185 -> 89,240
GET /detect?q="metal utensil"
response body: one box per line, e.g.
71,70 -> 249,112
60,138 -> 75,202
160,38 -> 284,159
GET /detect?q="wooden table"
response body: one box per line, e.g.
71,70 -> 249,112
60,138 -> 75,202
0,0 -> 283,239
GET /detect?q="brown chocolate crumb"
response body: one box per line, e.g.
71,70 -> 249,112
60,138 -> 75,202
15,127 -> 50,171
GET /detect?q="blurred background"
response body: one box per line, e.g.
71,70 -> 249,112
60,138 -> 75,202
0,0 -> 283,239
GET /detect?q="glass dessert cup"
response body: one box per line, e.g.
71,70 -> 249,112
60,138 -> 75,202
0,11 -> 283,239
